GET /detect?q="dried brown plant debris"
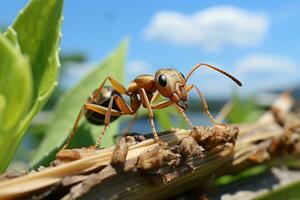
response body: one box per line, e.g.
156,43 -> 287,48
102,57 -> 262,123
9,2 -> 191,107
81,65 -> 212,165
62,165 -> 117,200
0,171 -> 27,181
55,148 -> 101,165
190,125 -> 239,152
179,136 -> 204,158
111,137 -> 129,170
0,125 -> 241,200
137,145 -> 181,171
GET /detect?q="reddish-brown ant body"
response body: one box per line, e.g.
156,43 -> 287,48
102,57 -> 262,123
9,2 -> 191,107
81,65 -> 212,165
62,63 -> 242,149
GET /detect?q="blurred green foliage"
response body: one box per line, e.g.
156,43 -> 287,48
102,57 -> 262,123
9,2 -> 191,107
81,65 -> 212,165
0,26 -> 7,33
255,179 -> 300,200
44,52 -> 87,110
31,41 -> 127,168
213,92 -> 267,192
60,52 -> 87,66
227,92 -> 264,123
215,165 -> 270,186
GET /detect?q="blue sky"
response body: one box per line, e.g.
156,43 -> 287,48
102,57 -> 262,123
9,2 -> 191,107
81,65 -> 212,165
1,0 -> 300,98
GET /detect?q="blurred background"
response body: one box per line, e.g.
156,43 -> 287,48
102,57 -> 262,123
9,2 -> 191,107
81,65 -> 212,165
1,0 -> 300,171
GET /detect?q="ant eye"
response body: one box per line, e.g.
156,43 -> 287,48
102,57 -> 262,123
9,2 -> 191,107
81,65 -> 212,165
158,74 -> 167,87
180,72 -> 185,79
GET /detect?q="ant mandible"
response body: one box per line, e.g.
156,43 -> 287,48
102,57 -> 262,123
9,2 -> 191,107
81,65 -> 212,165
62,63 -> 242,149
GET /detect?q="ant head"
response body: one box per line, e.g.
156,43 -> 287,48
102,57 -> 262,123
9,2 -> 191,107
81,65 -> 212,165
153,63 -> 242,111
154,69 -> 188,110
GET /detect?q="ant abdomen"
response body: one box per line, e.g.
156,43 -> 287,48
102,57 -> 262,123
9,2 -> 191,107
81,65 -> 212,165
84,86 -> 122,125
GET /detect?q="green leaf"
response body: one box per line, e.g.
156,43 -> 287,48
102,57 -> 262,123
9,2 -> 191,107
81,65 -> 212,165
0,33 -> 32,172
31,40 -> 128,168
4,27 -> 20,49
0,95 -> 5,123
156,109 -> 173,130
215,165 -> 269,186
255,179 -> 300,200
11,0 -> 63,101
0,0 -> 63,172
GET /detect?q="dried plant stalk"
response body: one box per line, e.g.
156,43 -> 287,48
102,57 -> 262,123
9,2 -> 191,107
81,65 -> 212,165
0,93 -> 298,200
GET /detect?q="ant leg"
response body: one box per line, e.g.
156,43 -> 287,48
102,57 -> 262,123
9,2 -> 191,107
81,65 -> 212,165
62,103 -> 123,150
92,77 -> 109,101
175,105 -> 193,130
107,77 -> 127,94
151,99 -> 174,109
85,104 -> 122,116
93,96 -> 116,148
178,85 -> 194,128
140,89 -> 167,147
114,95 -> 137,134
150,86 -> 192,130
91,95 -> 135,148
150,91 -> 161,104
151,98 -> 194,130
192,85 -> 225,126
61,106 -> 84,149
114,95 -> 135,114
93,77 -> 128,101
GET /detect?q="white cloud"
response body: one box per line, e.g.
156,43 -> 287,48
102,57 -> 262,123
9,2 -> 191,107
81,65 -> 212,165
234,54 -> 300,92
187,54 -> 300,98
143,6 -> 270,51
127,60 -> 150,74
235,54 -> 299,76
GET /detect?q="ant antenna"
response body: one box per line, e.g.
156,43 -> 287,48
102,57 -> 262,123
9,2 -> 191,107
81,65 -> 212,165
185,63 -> 242,87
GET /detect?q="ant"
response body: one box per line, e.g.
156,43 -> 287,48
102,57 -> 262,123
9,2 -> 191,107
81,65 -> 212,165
62,63 -> 242,149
